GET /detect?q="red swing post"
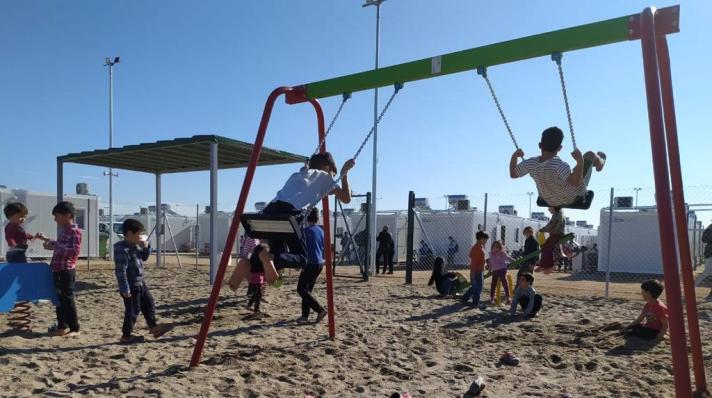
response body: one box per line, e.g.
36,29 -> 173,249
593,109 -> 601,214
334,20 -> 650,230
189,87 -> 334,368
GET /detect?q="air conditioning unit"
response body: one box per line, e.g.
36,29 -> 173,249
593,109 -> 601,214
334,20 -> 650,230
614,196 -> 633,208
139,207 -> 148,215
76,183 -> 89,195
456,199 -> 470,211
498,205 -> 516,215
446,194 -> 468,208
414,198 -> 430,210
360,203 -> 369,213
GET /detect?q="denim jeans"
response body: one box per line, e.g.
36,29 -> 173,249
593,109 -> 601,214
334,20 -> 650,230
461,271 -> 483,305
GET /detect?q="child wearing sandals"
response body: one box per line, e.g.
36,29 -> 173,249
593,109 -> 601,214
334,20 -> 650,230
622,279 -> 668,343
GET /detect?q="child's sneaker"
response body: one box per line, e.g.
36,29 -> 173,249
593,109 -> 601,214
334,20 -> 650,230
120,335 -> 145,344
150,324 -> 173,338
296,317 -> 309,325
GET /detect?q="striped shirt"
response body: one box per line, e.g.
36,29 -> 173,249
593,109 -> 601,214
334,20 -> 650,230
48,224 -> 82,272
514,156 -> 587,207
239,235 -> 259,260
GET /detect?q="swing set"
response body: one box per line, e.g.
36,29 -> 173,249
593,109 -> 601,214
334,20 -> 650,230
190,6 -> 706,397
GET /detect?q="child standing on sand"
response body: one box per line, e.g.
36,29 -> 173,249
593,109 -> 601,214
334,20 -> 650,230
487,241 -> 514,305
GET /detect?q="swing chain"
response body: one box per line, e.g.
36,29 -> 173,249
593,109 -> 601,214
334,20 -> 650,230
551,52 -> 577,151
477,66 -> 520,150
313,92 -> 352,155
349,82 -> 403,163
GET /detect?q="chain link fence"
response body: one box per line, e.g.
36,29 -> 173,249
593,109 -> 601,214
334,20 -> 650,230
386,186 -> 712,300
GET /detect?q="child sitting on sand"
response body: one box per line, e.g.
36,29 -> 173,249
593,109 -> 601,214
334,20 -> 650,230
509,272 -> 542,318
622,279 -> 668,343
487,241 -> 514,305
113,219 -> 172,344
428,257 -> 467,297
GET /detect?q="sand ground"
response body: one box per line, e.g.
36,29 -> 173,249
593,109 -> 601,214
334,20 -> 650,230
2,259 -> 712,397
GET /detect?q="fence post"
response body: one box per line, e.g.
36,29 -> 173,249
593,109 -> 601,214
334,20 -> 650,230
483,193 -> 488,231
605,188 -> 614,298
364,192 -> 371,281
406,191 -> 415,284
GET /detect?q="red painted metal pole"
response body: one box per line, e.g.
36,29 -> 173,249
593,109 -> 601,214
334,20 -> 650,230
189,87 -> 293,368
309,98 -> 336,340
640,8 -> 692,397
656,35 -> 708,394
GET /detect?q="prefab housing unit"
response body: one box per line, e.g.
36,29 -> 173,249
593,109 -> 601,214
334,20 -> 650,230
0,187 -> 99,259
597,206 -> 696,274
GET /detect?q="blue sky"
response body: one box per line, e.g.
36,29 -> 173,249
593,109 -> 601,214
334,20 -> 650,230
2,1 -> 710,226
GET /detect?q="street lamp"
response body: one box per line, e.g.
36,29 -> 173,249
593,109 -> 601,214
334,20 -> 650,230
634,187 -> 642,208
362,0 -> 387,275
527,192 -> 534,218
104,56 -> 120,260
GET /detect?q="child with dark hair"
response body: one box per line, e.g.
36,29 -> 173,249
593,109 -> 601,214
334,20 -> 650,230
428,257 -> 465,297
516,227 -> 540,288
35,202 -> 82,337
461,231 -> 489,306
245,243 -> 270,319
623,279 -> 668,342
3,202 -> 36,263
254,152 -> 355,282
296,208 -> 328,324
510,272 -> 542,318
113,218 -> 172,344
510,126 -> 606,208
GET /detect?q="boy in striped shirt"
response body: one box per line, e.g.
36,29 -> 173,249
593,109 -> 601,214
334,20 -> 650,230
509,126 -> 605,208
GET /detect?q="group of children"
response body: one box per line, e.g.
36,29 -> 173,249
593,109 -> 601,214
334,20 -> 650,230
3,201 -> 171,343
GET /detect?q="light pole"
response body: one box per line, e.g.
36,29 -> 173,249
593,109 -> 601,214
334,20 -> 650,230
634,187 -> 642,208
104,56 -> 120,260
527,191 -> 534,218
363,0 -> 387,275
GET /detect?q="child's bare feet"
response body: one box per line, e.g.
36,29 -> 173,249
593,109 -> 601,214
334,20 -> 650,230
594,151 -> 606,171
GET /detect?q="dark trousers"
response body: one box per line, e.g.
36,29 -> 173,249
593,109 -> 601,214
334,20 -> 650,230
626,325 -> 659,340
518,294 -> 542,317
376,247 -> 394,273
539,234 -> 563,269
262,201 -> 307,270
297,265 -> 323,318
247,283 -> 264,313
6,248 -> 27,263
53,269 -> 80,332
121,283 -> 157,337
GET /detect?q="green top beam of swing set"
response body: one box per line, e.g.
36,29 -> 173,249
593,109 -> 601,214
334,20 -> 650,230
301,5 -> 679,100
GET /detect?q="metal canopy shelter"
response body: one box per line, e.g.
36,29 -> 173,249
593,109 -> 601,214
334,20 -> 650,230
57,134 -> 307,283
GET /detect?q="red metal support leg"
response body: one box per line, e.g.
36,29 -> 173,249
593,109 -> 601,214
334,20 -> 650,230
656,34 -> 708,394
190,86 -> 294,368
640,8 -> 692,398
309,98 -> 337,340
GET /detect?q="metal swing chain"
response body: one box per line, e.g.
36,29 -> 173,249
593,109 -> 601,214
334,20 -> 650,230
552,52 -> 577,151
313,92 -> 351,155
335,82 -> 403,186
477,66 -> 520,150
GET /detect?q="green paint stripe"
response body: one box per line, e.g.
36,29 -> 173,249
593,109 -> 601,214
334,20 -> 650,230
305,8 -> 677,99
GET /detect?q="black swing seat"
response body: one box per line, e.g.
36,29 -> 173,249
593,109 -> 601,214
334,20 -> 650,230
536,190 -> 594,210
240,213 -> 304,241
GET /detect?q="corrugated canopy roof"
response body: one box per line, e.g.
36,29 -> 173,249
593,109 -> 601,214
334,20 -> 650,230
58,135 -> 308,174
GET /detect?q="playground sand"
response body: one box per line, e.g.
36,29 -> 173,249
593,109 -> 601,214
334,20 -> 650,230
1,265 -> 712,397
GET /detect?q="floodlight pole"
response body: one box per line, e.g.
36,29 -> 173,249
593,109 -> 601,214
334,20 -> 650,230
634,187 -> 642,208
363,0 -> 386,275
104,57 -> 120,260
